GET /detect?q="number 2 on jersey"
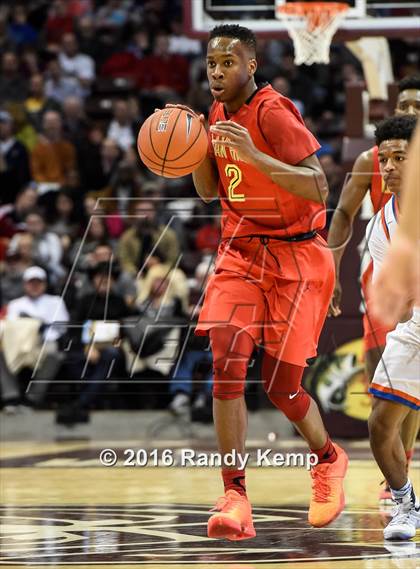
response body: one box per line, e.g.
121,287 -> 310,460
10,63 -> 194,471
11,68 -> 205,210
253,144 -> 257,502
225,164 -> 245,202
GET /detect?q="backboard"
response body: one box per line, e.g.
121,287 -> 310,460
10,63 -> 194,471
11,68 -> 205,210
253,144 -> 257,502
184,0 -> 420,40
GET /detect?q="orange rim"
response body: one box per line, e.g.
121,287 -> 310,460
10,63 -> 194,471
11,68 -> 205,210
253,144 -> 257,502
277,2 -> 349,31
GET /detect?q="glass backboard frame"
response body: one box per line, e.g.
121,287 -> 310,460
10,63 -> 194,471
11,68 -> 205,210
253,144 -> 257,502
184,0 -> 420,39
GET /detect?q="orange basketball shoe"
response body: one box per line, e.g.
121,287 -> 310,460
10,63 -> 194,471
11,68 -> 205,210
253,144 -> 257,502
308,443 -> 348,527
207,489 -> 256,540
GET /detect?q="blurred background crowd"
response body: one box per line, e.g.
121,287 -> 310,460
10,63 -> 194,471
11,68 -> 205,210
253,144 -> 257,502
0,0 -> 418,425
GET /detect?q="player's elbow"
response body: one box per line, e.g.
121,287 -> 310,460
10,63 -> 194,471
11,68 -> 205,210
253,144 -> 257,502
201,195 -> 217,204
196,186 -> 218,203
314,172 -> 329,204
194,181 -> 218,203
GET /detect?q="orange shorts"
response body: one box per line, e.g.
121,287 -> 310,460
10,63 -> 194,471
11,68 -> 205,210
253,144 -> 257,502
361,261 -> 392,351
196,234 -> 335,367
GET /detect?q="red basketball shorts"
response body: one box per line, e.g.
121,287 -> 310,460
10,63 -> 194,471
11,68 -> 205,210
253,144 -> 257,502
196,234 -> 335,367
361,261 -> 392,351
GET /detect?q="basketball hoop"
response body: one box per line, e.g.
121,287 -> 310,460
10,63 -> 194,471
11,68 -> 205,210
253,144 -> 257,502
276,2 -> 349,65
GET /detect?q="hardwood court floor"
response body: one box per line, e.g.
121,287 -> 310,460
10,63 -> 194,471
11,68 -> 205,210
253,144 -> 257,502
0,439 -> 419,568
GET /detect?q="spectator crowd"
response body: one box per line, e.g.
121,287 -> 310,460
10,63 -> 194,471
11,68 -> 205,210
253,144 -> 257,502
0,0 -> 418,423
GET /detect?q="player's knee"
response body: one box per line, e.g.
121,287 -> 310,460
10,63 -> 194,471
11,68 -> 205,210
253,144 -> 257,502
265,387 -> 311,422
210,325 -> 254,401
368,402 -> 397,441
212,357 -> 247,400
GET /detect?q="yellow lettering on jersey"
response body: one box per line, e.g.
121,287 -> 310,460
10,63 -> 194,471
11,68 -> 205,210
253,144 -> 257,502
214,141 -> 227,159
225,164 -> 244,202
229,147 -> 241,162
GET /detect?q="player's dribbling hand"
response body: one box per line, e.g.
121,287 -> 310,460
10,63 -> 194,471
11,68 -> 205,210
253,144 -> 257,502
328,280 -> 342,317
154,105 -> 206,126
209,121 -> 258,164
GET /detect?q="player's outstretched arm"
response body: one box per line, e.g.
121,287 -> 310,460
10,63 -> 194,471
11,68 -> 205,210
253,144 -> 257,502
371,124 -> 420,325
327,149 -> 374,316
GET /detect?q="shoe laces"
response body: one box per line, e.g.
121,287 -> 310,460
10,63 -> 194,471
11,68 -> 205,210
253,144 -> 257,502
210,491 -> 241,513
311,466 -> 331,502
388,499 -> 415,525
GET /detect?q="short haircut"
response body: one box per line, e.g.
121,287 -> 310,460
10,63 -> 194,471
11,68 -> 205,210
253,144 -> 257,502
209,24 -> 256,55
398,74 -> 420,93
375,115 -> 417,147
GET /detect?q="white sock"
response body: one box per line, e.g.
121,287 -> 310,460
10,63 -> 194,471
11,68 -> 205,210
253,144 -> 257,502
391,479 -> 413,502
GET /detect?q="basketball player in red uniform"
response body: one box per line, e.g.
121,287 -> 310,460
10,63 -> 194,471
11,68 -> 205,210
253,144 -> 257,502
328,75 -> 420,503
185,24 -> 348,540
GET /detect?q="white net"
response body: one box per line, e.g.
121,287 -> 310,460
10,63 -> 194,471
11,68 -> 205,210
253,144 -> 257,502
277,3 -> 349,65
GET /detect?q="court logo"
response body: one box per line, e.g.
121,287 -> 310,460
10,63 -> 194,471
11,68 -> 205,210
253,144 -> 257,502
0,504 -> 412,564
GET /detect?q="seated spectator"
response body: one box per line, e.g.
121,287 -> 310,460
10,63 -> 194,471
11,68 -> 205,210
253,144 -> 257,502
75,123 -> 103,186
48,188 -> 81,246
136,32 -> 190,103
76,261 -> 134,321
0,50 -> 28,104
7,4 -> 38,48
25,74 -> 60,131
59,32 -> 95,96
101,27 -> 150,80
62,95 -> 88,145
0,233 -> 34,306
0,110 -> 31,205
9,209 -> 65,286
74,242 -> 137,305
45,0 -> 74,44
57,261 -> 134,424
80,137 -> 122,194
0,266 -> 69,411
97,158 -> 143,218
30,110 -> 77,191
70,214 -> 113,270
7,102 -> 38,152
137,260 -> 189,314
82,194 -> 124,239
107,99 -> 137,153
76,15 -> 103,63
44,56 -> 84,104
0,184 -> 38,236
118,200 -> 180,277
126,265 -> 187,408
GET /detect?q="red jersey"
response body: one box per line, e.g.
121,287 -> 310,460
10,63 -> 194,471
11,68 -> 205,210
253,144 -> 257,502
370,145 -> 392,213
208,84 -> 322,239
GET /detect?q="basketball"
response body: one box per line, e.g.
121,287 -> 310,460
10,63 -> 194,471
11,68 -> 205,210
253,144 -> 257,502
137,108 -> 208,178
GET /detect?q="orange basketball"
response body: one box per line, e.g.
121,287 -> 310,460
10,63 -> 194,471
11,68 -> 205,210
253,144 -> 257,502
137,108 -> 208,178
